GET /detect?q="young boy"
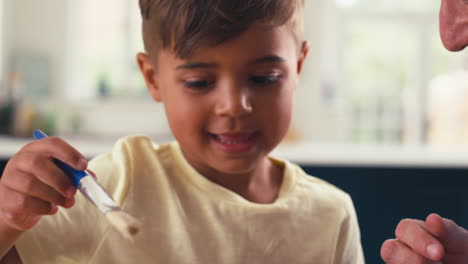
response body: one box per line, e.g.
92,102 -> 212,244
0,0 -> 364,263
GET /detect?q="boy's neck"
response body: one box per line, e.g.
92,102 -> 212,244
204,158 -> 284,204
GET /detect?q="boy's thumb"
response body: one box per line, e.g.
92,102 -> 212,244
86,169 -> 97,179
425,213 -> 468,253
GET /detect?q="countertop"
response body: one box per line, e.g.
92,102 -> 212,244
2,135 -> 468,167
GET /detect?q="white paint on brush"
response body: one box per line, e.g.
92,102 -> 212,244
77,176 -> 141,241
106,210 -> 142,242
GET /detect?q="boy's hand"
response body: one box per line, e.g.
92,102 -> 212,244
381,213 -> 468,264
0,137 -> 88,231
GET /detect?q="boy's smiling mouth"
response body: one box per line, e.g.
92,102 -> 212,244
208,131 -> 259,153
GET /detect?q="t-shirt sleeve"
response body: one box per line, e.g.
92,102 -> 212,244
15,152 -> 125,264
334,194 -> 365,264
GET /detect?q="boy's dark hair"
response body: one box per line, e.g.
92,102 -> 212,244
139,0 -> 304,58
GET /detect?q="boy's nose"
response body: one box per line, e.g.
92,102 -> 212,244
214,88 -> 253,117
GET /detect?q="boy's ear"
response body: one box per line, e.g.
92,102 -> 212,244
137,52 -> 162,102
297,41 -> 310,75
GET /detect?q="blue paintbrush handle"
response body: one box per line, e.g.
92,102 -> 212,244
33,129 -> 88,187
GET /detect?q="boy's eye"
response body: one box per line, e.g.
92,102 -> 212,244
250,74 -> 282,85
184,80 -> 214,90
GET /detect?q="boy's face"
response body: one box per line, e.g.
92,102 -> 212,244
440,0 -> 468,51
138,23 -> 308,178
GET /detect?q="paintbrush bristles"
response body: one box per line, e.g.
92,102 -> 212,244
105,211 -> 141,242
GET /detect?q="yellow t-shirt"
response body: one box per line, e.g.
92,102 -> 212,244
16,136 -> 364,264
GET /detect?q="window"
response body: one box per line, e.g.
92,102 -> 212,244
344,20 -> 413,145
305,0 -> 465,147
336,0 -> 440,12
0,0 -> 4,81
68,0 -> 145,101
64,0 -> 467,147
61,0 -> 169,138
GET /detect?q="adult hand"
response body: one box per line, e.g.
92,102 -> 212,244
381,213 -> 468,263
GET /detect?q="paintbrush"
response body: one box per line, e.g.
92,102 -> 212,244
33,129 -> 141,242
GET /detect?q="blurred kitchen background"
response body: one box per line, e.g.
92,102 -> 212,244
1,0 -> 468,263
2,0 -> 468,150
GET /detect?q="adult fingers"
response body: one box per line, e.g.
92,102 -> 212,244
425,213 -> 468,253
381,239 -> 442,264
395,219 -> 445,261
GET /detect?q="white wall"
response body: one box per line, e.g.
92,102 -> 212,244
6,0 -> 69,100
292,0 -> 344,143
3,0 -> 172,138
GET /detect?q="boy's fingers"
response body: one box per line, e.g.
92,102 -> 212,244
25,137 -> 88,171
14,151 -> 76,198
0,185 -> 57,216
0,208 -> 43,231
395,219 -> 445,261
86,169 -> 97,179
381,238 -> 440,264
426,213 -> 468,253
2,171 -> 72,208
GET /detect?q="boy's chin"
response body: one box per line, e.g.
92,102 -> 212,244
210,156 -> 268,176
